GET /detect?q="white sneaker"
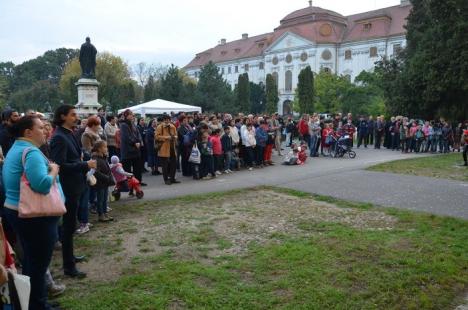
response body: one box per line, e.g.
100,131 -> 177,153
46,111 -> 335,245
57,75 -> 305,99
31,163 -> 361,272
107,206 -> 113,212
224,170 -> 229,174
248,167 -> 253,171
75,223 -> 90,235
227,169 -> 233,173
215,171 -> 222,175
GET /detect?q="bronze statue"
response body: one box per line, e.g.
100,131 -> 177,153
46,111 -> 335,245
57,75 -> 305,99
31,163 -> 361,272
79,37 -> 97,78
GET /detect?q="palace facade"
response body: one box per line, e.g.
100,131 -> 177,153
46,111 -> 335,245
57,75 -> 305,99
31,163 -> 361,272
184,1 -> 412,114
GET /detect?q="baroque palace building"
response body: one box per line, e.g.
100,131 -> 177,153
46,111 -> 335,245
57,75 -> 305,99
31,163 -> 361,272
184,1 -> 412,114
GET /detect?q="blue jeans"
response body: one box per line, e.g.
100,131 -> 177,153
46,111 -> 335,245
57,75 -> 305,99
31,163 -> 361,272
224,151 -> 232,171
96,188 -> 108,216
78,185 -> 90,224
309,135 -> 318,157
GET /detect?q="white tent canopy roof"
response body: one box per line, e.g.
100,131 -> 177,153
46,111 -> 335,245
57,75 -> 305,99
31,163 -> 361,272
118,99 -> 201,116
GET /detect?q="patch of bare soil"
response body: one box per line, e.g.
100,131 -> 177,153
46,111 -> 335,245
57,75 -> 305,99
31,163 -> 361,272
51,190 -> 397,283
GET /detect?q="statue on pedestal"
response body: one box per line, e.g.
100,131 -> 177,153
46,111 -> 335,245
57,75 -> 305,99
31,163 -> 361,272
79,37 -> 97,79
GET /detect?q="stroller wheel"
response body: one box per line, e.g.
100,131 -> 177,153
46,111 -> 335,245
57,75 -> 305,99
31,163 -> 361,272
136,191 -> 144,199
348,151 -> 356,159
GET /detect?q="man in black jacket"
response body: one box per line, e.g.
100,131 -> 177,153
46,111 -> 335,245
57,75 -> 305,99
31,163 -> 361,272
50,105 -> 96,278
0,109 -> 20,156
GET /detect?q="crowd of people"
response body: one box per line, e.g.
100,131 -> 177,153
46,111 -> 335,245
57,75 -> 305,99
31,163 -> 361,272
0,105 -> 466,309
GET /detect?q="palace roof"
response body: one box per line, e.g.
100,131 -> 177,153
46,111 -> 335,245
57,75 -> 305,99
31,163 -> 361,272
184,4 -> 412,69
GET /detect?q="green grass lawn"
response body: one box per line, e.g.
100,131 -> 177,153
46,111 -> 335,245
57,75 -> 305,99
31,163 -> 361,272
56,187 -> 468,310
368,153 -> 468,182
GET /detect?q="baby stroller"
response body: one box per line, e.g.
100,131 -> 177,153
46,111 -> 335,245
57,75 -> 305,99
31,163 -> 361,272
112,176 -> 144,200
328,134 -> 356,158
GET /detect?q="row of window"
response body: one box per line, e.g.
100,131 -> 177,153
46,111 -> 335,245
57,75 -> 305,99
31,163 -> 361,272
344,44 -> 402,60
193,44 -> 402,78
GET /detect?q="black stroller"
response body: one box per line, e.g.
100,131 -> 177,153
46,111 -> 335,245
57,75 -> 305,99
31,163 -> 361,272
327,134 -> 356,158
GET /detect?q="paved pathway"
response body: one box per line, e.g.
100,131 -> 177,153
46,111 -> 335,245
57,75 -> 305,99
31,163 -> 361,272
133,148 -> 468,219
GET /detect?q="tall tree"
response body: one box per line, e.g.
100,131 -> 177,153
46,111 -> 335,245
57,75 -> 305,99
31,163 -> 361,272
144,75 -> 159,102
236,73 -> 250,113
160,64 -> 183,102
297,66 -> 314,114
250,82 -> 266,114
265,74 -> 278,114
196,61 -> 233,112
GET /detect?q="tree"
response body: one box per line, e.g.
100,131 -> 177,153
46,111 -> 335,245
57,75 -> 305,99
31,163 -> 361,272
0,76 -> 8,109
297,66 -> 315,114
160,64 -> 183,102
374,0 -> 468,120
144,75 -> 159,102
250,82 -> 266,114
236,73 -> 250,113
265,74 -> 278,114
196,61 -> 233,112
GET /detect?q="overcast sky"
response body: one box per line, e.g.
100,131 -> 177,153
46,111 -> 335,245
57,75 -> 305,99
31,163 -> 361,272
0,0 -> 400,68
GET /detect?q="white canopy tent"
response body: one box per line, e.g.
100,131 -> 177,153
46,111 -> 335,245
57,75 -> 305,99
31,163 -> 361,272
118,99 -> 201,117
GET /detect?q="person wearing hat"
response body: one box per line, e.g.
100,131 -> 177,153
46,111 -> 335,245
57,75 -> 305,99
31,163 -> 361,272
156,114 -> 179,185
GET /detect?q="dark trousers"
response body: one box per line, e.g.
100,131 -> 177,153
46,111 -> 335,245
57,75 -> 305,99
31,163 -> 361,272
213,154 -> 224,172
96,188 -> 108,216
357,133 -> 368,147
181,146 -> 192,176
78,185 -> 90,224
391,134 -> 400,150
159,156 -> 177,181
19,215 -> 59,310
62,193 -> 80,271
375,131 -> 383,149
255,145 -> 265,165
463,145 -> 468,163
200,155 -> 214,177
244,146 -> 255,167
122,157 -> 142,182
368,132 -> 374,145
107,146 -> 118,162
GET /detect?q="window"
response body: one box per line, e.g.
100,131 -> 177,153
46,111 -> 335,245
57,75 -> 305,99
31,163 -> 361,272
235,66 -> 238,73
322,67 -> 331,73
235,48 -> 241,53
344,74 -> 351,82
221,67 -> 225,74
322,49 -> 332,60
228,66 -> 231,74
258,43 -> 265,48
259,62 -> 264,70
363,23 -> 372,31
195,72 -> 198,78
272,56 -> 279,65
286,54 -> 293,63
300,52 -> 308,62
221,51 -> 227,56
244,64 -> 249,71
345,50 -> 352,60
369,47 -> 378,57
393,44 -> 402,55
285,70 -> 292,91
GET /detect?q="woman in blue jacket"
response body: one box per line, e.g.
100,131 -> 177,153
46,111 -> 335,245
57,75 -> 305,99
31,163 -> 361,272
3,115 -> 63,310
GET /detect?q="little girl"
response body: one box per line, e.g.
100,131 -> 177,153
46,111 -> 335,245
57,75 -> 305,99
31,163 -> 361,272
91,141 -> 115,222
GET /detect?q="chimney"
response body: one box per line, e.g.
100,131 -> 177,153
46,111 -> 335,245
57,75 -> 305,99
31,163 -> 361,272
242,33 -> 248,39
400,0 -> 410,6
309,1 -> 312,7
220,38 -> 226,45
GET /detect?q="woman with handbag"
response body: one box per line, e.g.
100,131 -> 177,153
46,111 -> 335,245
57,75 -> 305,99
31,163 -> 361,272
2,115 -> 65,310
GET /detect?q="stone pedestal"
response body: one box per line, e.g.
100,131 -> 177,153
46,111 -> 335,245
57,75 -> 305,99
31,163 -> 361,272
75,78 -> 102,115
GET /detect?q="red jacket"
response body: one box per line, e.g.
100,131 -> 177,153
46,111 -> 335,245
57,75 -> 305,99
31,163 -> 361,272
297,119 -> 309,136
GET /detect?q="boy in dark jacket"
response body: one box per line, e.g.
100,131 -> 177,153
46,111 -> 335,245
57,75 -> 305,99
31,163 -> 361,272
221,126 -> 233,173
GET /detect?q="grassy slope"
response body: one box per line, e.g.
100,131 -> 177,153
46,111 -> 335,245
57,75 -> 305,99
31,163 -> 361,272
58,187 -> 468,310
368,153 -> 468,182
